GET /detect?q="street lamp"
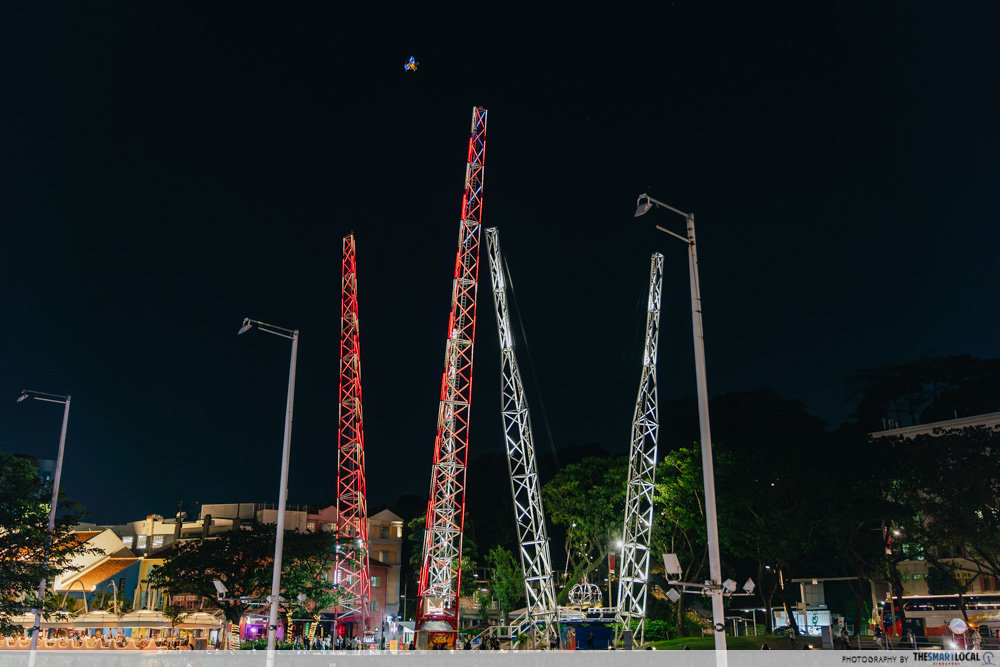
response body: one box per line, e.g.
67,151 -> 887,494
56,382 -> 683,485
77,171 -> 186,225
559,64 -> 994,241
17,390 -> 71,667
635,193 -> 727,663
238,318 -> 299,667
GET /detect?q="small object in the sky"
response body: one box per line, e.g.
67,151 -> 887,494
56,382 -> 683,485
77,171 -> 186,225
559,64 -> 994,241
404,56 -> 419,72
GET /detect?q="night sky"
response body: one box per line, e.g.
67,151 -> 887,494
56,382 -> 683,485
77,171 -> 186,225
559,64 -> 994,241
2,2 -> 998,525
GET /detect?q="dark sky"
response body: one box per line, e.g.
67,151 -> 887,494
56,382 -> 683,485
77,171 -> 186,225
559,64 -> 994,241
2,2 -> 998,525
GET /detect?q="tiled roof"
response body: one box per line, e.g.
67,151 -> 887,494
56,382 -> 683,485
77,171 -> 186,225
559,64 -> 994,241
61,558 -> 139,591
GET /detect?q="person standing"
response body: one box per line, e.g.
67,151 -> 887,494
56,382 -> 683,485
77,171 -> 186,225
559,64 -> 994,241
841,627 -> 853,649
907,628 -> 916,650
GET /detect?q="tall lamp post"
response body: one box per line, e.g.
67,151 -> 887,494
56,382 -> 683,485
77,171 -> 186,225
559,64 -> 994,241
634,193 -> 727,662
17,390 -> 71,667
238,318 -> 299,667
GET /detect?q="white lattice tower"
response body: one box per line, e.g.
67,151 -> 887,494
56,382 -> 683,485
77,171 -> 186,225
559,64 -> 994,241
615,253 -> 664,646
485,226 -> 560,648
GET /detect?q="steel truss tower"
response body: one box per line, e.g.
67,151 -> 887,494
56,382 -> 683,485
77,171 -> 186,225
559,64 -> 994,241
335,233 -> 371,633
417,107 -> 487,639
485,227 -> 560,648
615,253 -> 664,647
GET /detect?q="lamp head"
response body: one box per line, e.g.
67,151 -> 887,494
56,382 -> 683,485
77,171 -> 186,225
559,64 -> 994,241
17,391 -> 29,403
666,588 -> 681,603
722,578 -> 737,594
238,318 -> 252,335
662,553 -> 683,579
743,578 -> 756,595
634,194 -> 653,218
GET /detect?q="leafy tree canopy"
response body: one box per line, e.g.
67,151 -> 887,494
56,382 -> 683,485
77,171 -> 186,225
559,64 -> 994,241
0,453 -> 93,635
148,524 -> 358,625
485,546 -> 523,625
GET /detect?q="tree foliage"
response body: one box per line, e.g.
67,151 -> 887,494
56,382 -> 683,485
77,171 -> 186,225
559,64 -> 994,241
0,453 -> 94,635
148,524 -> 356,625
541,455 -> 627,602
880,427 -> 1000,583
485,546 -> 523,625
846,354 -> 1000,430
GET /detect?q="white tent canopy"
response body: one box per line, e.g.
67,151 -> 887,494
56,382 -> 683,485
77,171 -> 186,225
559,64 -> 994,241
175,612 -> 223,629
118,609 -> 170,628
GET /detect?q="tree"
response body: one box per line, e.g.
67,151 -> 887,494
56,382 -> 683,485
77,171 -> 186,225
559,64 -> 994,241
541,455 -> 627,602
0,453 -> 94,636
881,427 -> 1000,590
148,523 -> 348,627
486,546 -> 523,625
475,590 -> 491,623
845,354 -> 1000,431
280,532 -> 365,626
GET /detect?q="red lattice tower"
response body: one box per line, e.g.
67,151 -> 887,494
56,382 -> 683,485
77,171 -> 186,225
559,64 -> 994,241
335,233 -> 371,632
417,107 -> 487,639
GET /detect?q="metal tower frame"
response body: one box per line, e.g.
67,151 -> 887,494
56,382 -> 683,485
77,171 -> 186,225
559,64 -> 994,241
417,106 -> 487,640
335,233 -> 371,633
615,252 -> 664,646
485,227 -> 560,648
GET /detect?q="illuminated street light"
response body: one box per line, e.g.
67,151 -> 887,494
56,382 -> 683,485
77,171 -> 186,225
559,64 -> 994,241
17,390 -> 71,667
635,193 -> 727,665
238,318 -> 298,667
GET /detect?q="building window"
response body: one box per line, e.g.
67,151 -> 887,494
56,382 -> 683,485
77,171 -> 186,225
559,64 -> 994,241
370,600 -> 379,612
982,574 -> 997,591
307,522 -> 316,532
152,535 -> 164,548
371,576 -> 380,588
122,536 -> 134,548
912,574 -> 921,580
137,535 -> 147,550
379,550 -> 389,563
379,526 -> 390,539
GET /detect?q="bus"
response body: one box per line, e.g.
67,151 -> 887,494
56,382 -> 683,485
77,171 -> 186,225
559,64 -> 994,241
880,594 -> 1000,639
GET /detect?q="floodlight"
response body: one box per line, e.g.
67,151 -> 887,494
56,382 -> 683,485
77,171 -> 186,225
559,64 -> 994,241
16,391 -> 29,403
666,588 -> 681,603
213,580 -> 228,599
722,579 -> 737,594
238,318 -> 252,335
743,578 -> 756,595
662,553 -> 683,579
297,593 -> 307,603
634,195 -> 654,218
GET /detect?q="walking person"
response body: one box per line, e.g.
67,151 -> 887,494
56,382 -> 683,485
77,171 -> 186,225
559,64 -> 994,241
907,628 -> 916,650
841,627 -> 853,650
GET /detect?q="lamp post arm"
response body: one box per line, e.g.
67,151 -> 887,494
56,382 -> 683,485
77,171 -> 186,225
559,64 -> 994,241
246,319 -> 297,340
640,193 -> 691,219
654,225 -> 690,244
